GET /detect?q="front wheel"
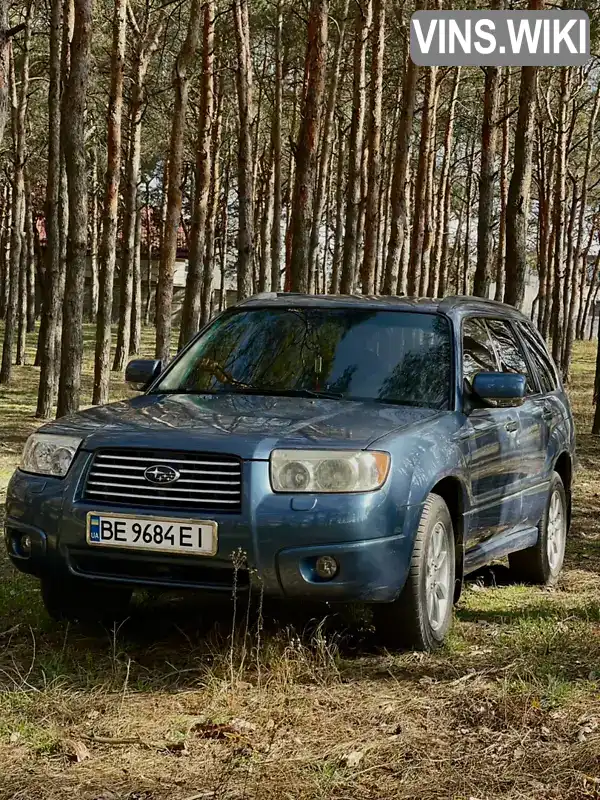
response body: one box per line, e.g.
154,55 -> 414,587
374,494 -> 455,652
508,472 -> 567,586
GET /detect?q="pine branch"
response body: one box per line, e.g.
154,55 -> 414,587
5,23 -> 26,39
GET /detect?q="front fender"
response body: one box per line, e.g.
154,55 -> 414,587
378,412 -> 471,512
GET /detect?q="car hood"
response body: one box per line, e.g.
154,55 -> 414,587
43,393 -> 444,460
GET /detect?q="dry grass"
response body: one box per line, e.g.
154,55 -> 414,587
0,330 -> 599,800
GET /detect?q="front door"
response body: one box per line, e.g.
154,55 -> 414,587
461,317 -> 524,548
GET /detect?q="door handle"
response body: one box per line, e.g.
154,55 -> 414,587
505,420 -> 519,433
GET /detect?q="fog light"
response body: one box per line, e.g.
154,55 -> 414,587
315,555 -> 338,580
20,534 -> 32,557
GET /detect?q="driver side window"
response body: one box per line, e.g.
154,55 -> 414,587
462,318 -> 498,386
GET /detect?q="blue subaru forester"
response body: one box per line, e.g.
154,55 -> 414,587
5,294 -> 575,651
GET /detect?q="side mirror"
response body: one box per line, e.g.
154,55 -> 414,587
471,372 -> 526,408
125,359 -> 162,391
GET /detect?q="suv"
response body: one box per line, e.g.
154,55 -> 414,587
5,295 -> 575,651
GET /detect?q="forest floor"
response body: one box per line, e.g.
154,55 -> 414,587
0,329 -> 599,800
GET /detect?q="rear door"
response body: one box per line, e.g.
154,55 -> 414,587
513,320 -> 566,525
461,317 -> 523,546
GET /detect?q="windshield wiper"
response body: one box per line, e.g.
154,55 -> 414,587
154,387 -> 347,400
213,387 -> 347,400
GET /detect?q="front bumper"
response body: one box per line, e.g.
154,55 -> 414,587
5,456 -> 423,604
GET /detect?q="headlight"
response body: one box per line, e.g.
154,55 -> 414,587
20,433 -> 82,478
270,449 -> 390,493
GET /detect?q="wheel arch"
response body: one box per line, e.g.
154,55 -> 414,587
553,451 -> 573,527
429,474 -> 467,602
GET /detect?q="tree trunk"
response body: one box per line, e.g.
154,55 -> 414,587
382,8 -> 420,295
408,65 -> 436,296
26,192 -> 35,333
579,221 -> 599,339
560,173 -> 578,379
540,109 -> 557,338
448,194 -> 464,294
321,147 -> 334,291
339,0 -> 371,294
379,86 -> 399,291
113,24 -> 158,373
397,135 -> 412,296
0,0 -> 15,150
0,184 -> 9,319
153,156 -> 169,321
56,0 -> 92,418
16,216 -> 27,365
180,0 -> 215,345
92,0 -> 127,404
494,70 -> 511,303
550,67 -> 569,366
576,231 -> 594,341
200,75 -> 223,327
591,302 -> 600,433
155,0 -> 202,363
17,167 -> 31,366
361,0 -> 385,295
143,183 -> 153,326
589,281 -> 600,341
432,67 -> 460,298
308,0 -> 349,290
583,247 -> 600,338
269,0 -> 283,292
53,0 -> 75,378
439,169 -> 456,297
355,123 -> 369,285
329,118 -> 345,293
218,142 -> 230,311
258,148 -> 274,292
130,206 -> 142,355
289,0 -> 329,293
233,0 -> 255,301
474,14 -> 502,299
34,0 -> 64,390
0,5 -> 32,385
89,144 -> 99,319
421,76 -> 440,295
53,0 -> 74,380
504,0 -> 542,309
460,134 -> 477,295
570,83 -> 600,349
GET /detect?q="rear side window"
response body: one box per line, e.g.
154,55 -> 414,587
462,318 -> 498,384
516,322 -> 558,394
486,319 -> 535,395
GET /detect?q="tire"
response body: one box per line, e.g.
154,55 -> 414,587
508,472 -> 567,586
40,576 -> 132,624
374,493 -> 455,652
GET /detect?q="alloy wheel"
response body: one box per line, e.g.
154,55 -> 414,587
426,521 -> 451,631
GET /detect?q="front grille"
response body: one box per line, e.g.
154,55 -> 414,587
83,448 -> 242,512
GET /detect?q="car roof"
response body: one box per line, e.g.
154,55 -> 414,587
235,292 -> 531,322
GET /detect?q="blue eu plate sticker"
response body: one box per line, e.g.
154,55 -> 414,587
89,515 -> 101,542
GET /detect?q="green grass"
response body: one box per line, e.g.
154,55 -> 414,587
0,331 -> 598,799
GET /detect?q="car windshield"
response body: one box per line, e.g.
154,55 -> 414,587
153,308 -> 452,410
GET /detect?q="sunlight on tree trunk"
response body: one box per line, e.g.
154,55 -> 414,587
56,0 -> 92,418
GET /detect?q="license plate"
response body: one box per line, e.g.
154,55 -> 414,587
86,512 -> 218,556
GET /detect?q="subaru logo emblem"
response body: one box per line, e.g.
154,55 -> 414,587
144,464 -> 180,485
